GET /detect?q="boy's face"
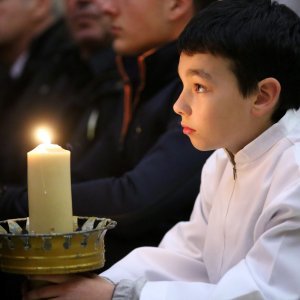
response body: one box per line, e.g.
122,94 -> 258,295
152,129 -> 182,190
174,53 -> 258,154
100,0 -> 173,55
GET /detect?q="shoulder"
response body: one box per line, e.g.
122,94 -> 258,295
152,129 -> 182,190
259,143 -> 300,226
268,143 -> 300,192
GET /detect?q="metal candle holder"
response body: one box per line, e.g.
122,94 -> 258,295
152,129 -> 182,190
0,216 -> 116,275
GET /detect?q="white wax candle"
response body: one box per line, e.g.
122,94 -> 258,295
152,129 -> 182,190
27,143 -> 73,233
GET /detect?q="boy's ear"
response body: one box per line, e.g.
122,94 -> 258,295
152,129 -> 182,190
166,0 -> 194,20
251,78 -> 281,117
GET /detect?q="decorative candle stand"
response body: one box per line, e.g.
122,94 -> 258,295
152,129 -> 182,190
0,216 -> 116,275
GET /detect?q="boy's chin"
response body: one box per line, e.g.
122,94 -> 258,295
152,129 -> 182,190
191,140 -> 216,152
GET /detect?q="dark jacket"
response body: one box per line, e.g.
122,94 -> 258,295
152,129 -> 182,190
0,42 -> 211,270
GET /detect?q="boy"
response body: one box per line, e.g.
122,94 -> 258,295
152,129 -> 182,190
24,0 -> 300,299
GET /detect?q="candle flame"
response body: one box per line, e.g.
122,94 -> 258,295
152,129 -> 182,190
36,128 -> 52,144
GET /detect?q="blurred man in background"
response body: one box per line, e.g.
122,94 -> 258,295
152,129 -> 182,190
0,0 -> 121,185
64,0 -> 122,159
0,1 -> 72,298
0,0 -> 121,298
0,0 -> 85,184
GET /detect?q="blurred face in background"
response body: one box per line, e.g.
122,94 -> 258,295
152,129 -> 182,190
100,0 -> 177,56
0,0 -> 37,47
65,0 -> 112,52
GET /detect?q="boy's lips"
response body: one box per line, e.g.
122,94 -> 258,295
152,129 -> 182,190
181,124 -> 196,135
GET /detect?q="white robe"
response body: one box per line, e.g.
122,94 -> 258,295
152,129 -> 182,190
102,109 -> 300,299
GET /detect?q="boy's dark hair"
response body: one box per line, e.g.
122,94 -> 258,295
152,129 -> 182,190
193,0 -> 216,11
179,0 -> 300,122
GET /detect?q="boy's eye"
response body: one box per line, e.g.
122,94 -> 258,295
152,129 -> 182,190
194,83 -> 206,93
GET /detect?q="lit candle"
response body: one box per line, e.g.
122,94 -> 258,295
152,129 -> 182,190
27,128 -> 73,233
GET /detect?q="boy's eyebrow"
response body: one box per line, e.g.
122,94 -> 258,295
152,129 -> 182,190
186,68 -> 213,81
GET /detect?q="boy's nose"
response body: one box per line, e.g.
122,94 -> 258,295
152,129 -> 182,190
173,93 -> 190,116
